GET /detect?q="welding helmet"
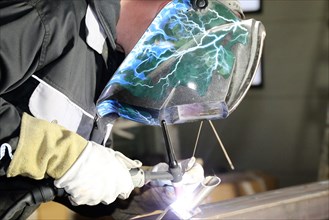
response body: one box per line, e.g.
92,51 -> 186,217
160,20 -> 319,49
96,0 -> 266,126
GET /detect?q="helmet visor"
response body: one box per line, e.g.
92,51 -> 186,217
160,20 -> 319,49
97,0 -> 266,125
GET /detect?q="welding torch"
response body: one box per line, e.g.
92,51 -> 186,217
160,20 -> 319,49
130,120 -> 183,187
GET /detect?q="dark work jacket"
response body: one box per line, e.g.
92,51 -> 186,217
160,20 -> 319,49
0,0 -> 124,218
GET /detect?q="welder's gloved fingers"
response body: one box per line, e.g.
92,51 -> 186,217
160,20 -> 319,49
54,141 -> 141,206
218,0 -> 245,18
150,158 -> 204,187
181,159 -> 204,186
112,160 -> 204,219
179,157 -> 196,172
112,158 -> 204,219
175,157 -> 204,194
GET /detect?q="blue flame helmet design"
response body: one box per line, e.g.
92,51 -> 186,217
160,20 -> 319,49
96,0 -> 266,126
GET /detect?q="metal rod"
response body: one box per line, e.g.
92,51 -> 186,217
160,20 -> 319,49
155,207 -> 170,220
208,120 -> 235,170
192,120 -> 203,158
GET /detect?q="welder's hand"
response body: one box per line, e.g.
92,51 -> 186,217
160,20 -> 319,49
110,158 -> 204,219
54,141 -> 142,206
180,157 -> 204,186
151,157 -> 204,190
175,157 -> 205,194
149,157 -> 204,205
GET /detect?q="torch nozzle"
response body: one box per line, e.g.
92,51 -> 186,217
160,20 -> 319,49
161,120 -> 183,183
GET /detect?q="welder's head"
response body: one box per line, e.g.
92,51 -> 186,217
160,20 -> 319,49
115,0 -> 244,55
116,0 -> 170,55
97,0 -> 266,126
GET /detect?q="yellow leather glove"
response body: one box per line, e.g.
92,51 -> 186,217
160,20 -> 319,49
7,113 -> 142,206
7,113 -> 87,179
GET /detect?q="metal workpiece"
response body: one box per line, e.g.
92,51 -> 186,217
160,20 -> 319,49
154,176 -> 221,220
193,180 -> 329,219
154,180 -> 329,220
188,176 -> 221,210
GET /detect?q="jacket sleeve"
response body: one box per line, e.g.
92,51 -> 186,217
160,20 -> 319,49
1,1 -> 89,179
0,1 -> 47,175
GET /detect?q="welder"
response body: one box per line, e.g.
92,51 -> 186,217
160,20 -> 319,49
0,0 -> 250,219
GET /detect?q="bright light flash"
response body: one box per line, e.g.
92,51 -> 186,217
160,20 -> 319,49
187,82 -> 197,90
169,176 -> 221,219
170,192 -> 197,219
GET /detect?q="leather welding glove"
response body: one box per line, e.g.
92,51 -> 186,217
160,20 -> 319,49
54,141 -> 142,206
7,113 -> 141,206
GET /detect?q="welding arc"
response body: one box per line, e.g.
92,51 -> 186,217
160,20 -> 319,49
208,120 -> 235,170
